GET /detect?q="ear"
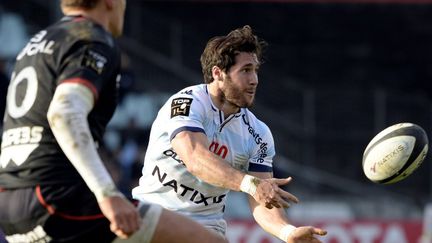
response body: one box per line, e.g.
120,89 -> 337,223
211,66 -> 224,82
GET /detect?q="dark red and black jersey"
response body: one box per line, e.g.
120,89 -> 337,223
0,16 -> 121,187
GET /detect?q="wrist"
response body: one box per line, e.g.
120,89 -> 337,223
240,174 -> 259,196
279,224 -> 297,242
94,184 -> 124,202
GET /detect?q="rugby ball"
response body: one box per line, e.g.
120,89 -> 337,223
362,123 -> 429,184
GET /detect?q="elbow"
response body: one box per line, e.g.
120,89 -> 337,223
47,105 -> 60,127
47,104 -> 65,129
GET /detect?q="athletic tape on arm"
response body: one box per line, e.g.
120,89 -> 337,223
47,82 -> 122,202
240,174 -> 258,196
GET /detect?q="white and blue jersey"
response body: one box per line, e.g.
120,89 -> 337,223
132,84 -> 275,233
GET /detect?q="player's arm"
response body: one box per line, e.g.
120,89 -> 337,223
47,82 -> 119,201
47,82 -> 139,238
248,171 -> 327,243
171,130 -> 297,208
171,130 -> 245,190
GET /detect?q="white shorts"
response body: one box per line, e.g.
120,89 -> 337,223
113,203 -> 163,243
194,217 -> 227,237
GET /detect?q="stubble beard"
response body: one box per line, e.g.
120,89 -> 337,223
222,75 -> 255,109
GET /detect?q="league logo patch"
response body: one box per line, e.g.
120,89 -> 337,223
82,49 -> 107,74
171,98 -> 193,118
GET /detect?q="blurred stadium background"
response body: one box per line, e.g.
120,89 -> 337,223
1,0 -> 432,242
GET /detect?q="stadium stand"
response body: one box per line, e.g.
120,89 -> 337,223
1,0 -> 432,227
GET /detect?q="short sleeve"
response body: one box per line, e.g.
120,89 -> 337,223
248,124 -> 275,172
57,41 -> 120,98
166,93 -> 207,141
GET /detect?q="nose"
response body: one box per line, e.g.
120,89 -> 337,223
250,73 -> 258,86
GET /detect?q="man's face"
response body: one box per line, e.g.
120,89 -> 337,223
220,52 -> 259,108
109,0 -> 126,37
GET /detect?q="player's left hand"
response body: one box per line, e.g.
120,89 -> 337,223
253,177 -> 299,209
286,226 -> 327,243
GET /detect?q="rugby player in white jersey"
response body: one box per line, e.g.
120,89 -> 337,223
132,25 -> 327,242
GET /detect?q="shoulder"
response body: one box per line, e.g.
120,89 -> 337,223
175,84 -> 207,99
170,84 -> 209,107
46,18 -> 118,56
66,18 -> 115,46
160,84 -> 210,117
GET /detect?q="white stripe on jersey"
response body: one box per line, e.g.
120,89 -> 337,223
132,84 -> 275,221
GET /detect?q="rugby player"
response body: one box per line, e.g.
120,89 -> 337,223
0,0 -> 226,242
132,25 -> 327,242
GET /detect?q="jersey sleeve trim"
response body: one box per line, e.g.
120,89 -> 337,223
60,78 -> 98,101
248,163 -> 273,172
170,126 -> 206,141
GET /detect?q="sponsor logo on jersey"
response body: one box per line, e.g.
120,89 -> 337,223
180,90 -> 193,95
163,149 -> 185,165
152,165 -> 226,207
5,225 -> 52,243
17,30 -> 55,60
82,49 -> 107,74
209,141 -> 228,159
171,98 -> 193,118
242,114 -> 268,163
1,126 -> 43,168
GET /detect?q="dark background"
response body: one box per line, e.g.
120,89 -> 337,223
1,0 -> 432,217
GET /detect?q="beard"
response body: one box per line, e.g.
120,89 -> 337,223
221,75 -> 255,108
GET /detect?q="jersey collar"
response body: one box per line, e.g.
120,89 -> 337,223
205,84 -> 243,126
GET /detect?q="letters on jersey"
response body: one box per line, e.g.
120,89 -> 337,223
1,126 -> 43,168
16,31 -> 55,61
132,84 -> 275,221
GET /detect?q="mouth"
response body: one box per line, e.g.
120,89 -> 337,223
246,90 -> 256,96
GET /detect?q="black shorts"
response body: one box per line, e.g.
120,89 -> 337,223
0,183 -> 116,243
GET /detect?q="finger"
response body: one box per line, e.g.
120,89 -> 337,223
114,229 -> 129,239
272,177 -> 293,186
110,221 -> 120,233
312,228 -> 327,236
113,218 -> 134,238
125,208 -> 142,234
110,223 -> 127,239
271,194 -> 290,208
125,210 -> 140,233
276,187 -> 299,203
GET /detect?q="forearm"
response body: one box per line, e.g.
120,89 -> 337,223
47,83 -> 121,202
171,131 -> 246,191
248,172 -> 297,241
253,200 -> 292,235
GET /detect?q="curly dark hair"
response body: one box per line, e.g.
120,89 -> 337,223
60,0 -> 100,9
200,25 -> 267,84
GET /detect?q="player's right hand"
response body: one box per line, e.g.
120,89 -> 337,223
254,177 -> 299,209
286,226 -> 327,243
98,196 -> 141,239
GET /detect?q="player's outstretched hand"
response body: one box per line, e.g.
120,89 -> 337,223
253,177 -> 299,209
286,226 -> 327,243
99,196 -> 141,239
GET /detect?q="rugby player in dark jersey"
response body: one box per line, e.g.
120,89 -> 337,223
0,0 -> 227,242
